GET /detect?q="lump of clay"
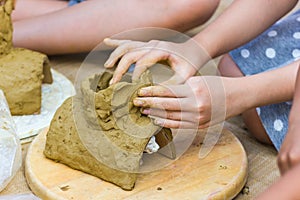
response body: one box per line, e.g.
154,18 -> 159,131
44,71 -> 173,190
0,0 -> 53,115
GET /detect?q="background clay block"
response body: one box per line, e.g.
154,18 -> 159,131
0,0 -> 13,55
0,0 -> 53,115
0,49 -> 52,115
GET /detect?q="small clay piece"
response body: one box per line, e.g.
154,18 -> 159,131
44,71 -> 173,190
0,0 -> 53,115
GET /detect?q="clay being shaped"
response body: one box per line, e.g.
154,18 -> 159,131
0,0 -> 53,115
44,71 -> 173,190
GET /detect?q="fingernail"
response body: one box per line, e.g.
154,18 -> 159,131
109,78 -> 114,85
134,99 -> 145,106
154,119 -> 163,126
104,61 -> 110,68
142,109 -> 150,115
138,88 -> 149,96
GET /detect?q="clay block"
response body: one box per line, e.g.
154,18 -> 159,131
0,49 -> 52,115
44,71 -> 172,190
0,0 -> 53,115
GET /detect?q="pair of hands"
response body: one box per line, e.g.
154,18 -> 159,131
104,38 -> 205,85
104,38 -> 300,176
103,38 -> 232,129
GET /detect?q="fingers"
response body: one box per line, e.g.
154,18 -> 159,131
132,50 -> 169,81
134,95 -> 199,112
103,38 -> 129,47
104,44 -> 133,69
104,38 -> 142,69
138,85 -> 191,98
109,50 -> 148,84
150,116 -> 198,129
104,38 -> 169,83
103,38 -> 128,68
142,109 -> 199,123
134,97 -> 183,111
104,38 -> 197,85
141,108 -> 210,129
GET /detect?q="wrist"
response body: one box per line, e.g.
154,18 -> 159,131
181,39 -> 211,69
223,77 -> 252,118
192,30 -> 219,60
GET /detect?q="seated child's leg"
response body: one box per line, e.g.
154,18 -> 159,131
218,54 -> 272,145
12,0 -> 220,54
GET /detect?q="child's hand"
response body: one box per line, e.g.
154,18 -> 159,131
103,38 -> 209,85
278,123 -> 300,175
134,76 -> 214,129
133,76 -> 247,129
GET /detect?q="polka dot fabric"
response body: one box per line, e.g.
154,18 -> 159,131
68,0 -> 85,6
230,9 -> 300,151
255,103 -> 291,151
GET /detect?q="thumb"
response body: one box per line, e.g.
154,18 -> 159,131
103,38 -> 129,47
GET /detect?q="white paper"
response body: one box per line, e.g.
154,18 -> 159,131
0,90 -> 22,192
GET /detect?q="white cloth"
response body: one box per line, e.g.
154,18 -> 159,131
0,90 -> 22,192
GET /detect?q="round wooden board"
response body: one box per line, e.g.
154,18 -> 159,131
25,128 -> 248,200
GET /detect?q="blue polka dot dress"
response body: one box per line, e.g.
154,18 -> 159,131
229,9 -> 300,151
68,0 -> 85,6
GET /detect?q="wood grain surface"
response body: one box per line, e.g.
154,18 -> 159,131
25,128 -> 247,200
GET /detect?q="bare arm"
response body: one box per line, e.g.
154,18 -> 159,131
130,61 -> 299,129
104,0 -> 298,84
231,61 -> 299,113
194,0 -> 299,59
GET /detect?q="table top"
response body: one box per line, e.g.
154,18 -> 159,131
26,128 -> 247,200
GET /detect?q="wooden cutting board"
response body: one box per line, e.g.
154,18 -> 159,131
25,128 -> 248,200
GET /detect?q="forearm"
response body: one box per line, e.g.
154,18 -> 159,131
225,61 -> 299,117
193,0 -> 298,59
288,65 -> 300,124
